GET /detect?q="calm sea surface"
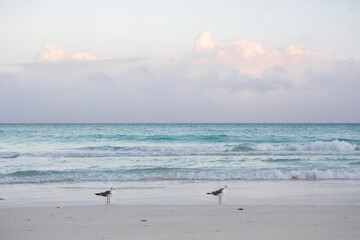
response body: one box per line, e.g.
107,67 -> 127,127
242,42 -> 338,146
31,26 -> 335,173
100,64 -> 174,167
1,124 -> 360,207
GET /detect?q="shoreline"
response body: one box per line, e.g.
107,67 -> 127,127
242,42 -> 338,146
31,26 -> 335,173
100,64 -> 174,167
1,204 -> 360,240
1,180 -> 360,208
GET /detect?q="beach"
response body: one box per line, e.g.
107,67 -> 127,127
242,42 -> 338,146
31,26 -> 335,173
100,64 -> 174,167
1,124 -> 360,239
2,0 -> 360,237
1,204 -> 360,240
2,180 -> 359,240
1,180 -> 360,240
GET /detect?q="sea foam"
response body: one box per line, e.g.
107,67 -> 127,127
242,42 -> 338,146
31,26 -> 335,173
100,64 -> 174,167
235,140 -> 358,152
1,168 -> 360,184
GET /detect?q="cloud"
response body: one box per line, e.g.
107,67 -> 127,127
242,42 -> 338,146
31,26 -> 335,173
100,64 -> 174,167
71,52 -> 98,61
227,37 -> 266,57
38,45 -> 99,62
1,33 -> 359,123
38,45 -> 71,62
191,32 -> 325,77
194,32 -> 221,51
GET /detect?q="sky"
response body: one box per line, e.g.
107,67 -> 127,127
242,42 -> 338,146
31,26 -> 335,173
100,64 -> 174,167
1,0 -> 360,123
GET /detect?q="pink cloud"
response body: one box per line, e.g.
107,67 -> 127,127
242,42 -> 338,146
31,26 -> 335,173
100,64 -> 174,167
191,32 -> 326,76
38,45 -> 70,62
227,37 -> 266,57
38,45 -> 100,62
194,32 -> 222,51
285,45 -> 309,56
71,52 -> 98,61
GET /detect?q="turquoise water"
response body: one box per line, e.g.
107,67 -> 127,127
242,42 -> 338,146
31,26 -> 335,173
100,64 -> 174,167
1,124 -> 360,183
1,124 -> 360,206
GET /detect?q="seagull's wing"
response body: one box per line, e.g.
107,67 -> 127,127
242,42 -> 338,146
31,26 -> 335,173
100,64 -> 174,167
103,190 -> 111,195
95,190 -> 111,196
211,188 -> 224,195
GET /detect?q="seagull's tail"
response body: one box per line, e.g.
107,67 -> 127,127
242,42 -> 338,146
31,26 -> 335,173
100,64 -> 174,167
206,192 -> 212,195
95,193 -> 101,196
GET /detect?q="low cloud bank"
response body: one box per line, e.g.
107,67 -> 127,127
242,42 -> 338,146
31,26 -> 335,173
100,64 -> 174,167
1,32 -> 359,123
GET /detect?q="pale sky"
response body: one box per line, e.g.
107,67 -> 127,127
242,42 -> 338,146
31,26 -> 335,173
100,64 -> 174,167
1,0 -> 360,123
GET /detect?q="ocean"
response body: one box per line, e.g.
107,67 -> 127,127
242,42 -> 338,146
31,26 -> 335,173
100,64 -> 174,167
1,123 -> 360,207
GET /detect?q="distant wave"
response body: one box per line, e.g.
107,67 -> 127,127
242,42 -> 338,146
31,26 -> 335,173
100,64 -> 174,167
232,140 -> 359,153
61,133 -> 234,143
77,146 -> 126,151
1,168 -> 360,184
18,145 -> 233,158
1,140 -> 359,159
7,170 -> 60,177
0,152 -> 20,159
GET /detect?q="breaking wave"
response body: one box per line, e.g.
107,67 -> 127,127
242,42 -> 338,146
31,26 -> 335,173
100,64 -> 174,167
0,152 -> 20,159
232,140 -> 359,153
2,140 -> 357,160
1,168 -> 360,184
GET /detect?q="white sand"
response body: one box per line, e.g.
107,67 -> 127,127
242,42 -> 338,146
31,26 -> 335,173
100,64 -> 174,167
1,205 -> 360,240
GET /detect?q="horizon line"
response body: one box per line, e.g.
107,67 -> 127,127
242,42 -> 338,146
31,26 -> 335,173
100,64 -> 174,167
0,122 -> 359,125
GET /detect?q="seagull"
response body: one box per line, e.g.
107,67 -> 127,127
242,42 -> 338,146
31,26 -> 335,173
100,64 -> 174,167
207,186 -> 227,204
95,188 -> 115,204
